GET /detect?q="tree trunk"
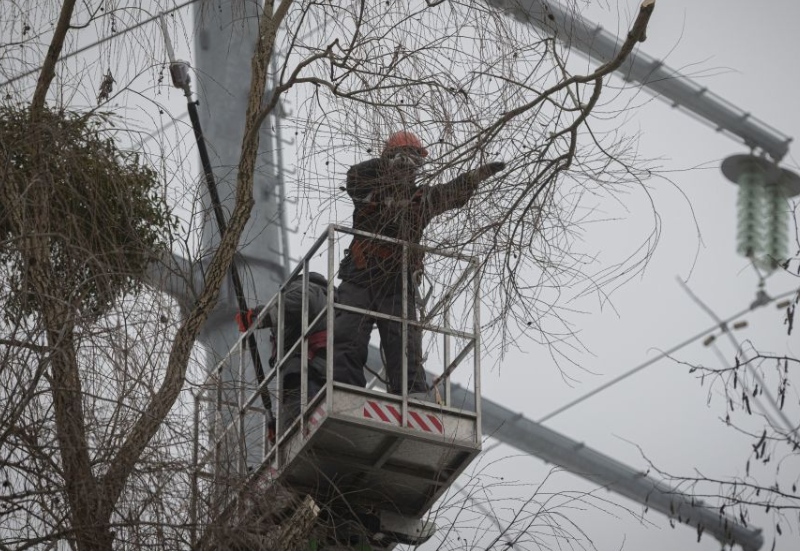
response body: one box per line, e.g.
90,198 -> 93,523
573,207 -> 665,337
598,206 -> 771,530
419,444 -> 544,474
47,322 -> 114,551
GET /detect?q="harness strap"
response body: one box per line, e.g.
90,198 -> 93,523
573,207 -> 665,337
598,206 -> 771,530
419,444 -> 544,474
307,330 -> 328,362
350,239 -> 393,269
270,330 -> 328,366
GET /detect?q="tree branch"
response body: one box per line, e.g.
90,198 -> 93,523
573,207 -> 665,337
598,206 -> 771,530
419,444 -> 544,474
100,0 -> 296,514
477,0 -> 655,147
30,0 -> 78,118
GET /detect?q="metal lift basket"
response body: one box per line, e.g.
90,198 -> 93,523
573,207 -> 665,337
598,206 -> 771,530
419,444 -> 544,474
190,225 -> 482,548
265,383 -> 480,516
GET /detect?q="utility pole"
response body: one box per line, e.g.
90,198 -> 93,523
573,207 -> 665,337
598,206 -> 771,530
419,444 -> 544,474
484,0 -> 792,162
193,0 -> 285,350
193,0 -> 289,463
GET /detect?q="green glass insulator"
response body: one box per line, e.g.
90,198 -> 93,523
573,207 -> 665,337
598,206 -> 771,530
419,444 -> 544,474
758,180 -> 789,271
736,169 -> 766,258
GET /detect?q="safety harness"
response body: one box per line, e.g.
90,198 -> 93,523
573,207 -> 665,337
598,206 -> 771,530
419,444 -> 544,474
269,330 -> 328,368
350,188 -> 426,270
350,239 -> 393,269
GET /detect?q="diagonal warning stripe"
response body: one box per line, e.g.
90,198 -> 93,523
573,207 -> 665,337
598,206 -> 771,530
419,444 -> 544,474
363,400 -> 443,434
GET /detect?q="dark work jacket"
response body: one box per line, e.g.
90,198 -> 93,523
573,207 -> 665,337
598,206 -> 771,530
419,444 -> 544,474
340,157 -> 478,287
266,272 -> 329,377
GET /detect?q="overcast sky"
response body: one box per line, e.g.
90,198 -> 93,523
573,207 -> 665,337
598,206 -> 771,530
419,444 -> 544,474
6,0 -> 797,549
461,1 -> 800,550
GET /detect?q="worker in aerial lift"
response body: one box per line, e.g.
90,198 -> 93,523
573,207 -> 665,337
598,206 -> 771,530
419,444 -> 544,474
334,130 -> 505,397
236,272 -> 330,432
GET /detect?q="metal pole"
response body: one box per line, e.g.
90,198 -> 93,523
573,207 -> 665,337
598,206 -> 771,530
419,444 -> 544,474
443,306 -> 451,407
237,341 -> 246,477
401,242 -> 409,428
213,370 -> 222,515
300,264 -> 310,437
159,18 -> 275,433
326,226 -> 336,413
275,288 -> 284,468
189,394 -> 200,547
472,259 -> 482,444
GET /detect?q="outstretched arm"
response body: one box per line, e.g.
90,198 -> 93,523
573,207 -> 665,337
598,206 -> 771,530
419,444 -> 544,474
426,161 -> 505,218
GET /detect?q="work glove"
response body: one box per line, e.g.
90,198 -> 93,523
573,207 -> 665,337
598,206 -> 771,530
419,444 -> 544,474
469,161 -> 506,182
235,306 -> 264,332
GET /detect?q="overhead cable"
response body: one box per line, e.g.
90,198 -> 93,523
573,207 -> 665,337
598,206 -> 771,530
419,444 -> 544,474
1,0 -> 200,88
677,278 -> 799,441
537,287 -> 797,425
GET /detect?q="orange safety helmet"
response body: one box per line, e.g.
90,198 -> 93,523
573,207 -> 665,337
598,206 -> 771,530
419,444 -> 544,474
382,131 -> 428,158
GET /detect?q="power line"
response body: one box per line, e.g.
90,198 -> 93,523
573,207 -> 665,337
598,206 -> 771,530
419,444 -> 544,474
536,287 -> 796,425
1,0 -> 200,89
677,278 -> 799,440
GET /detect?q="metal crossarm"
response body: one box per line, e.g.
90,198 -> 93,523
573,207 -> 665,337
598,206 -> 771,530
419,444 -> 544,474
448,380 -> 765,551
485,0 -> 792,161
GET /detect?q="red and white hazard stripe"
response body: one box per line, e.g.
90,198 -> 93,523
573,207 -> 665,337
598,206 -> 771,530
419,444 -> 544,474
309,404 -> 327,427
253,466 -> 279,492
305,404 -> 327,437
407,409 -> 443,433
363,400 -> 443,434
363,400 -> 401,427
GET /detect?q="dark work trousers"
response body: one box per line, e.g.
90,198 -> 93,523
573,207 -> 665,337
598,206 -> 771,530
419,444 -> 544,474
280,364 -> 325,434
333,279 -> 428,395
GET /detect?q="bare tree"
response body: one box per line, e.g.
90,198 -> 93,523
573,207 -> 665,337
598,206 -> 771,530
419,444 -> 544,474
1,0 -> 659,549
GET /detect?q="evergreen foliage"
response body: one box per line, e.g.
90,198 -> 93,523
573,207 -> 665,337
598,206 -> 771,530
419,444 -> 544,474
0,105 -> 175,319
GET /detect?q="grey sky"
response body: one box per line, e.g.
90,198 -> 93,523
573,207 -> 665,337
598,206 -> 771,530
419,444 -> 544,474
465,1 -> 800,550
4,0 -> 797,549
